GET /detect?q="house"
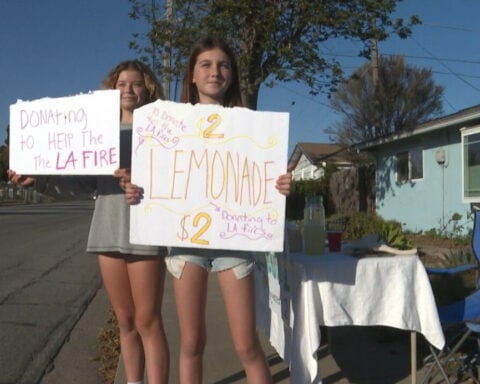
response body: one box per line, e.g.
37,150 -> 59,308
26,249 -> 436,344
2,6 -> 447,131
357,104 -> 480,235
288,142 -> 352,181
287,142 -> 364,216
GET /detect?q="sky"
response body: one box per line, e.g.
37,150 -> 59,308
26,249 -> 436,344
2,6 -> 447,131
1,0 -> 479,156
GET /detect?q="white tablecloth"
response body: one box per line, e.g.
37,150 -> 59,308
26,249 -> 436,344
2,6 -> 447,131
255,252 -> 445,383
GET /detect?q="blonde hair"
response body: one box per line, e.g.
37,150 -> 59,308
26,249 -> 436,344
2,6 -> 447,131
102,60 -> 164,103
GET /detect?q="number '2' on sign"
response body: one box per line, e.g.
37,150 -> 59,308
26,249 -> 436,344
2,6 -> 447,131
129,100 -> 289,253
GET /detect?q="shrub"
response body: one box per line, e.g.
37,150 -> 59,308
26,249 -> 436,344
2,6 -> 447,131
340,212 -> 413,250
342,212 -> 382,240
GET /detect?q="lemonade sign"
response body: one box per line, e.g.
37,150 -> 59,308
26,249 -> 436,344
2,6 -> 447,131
130,100 -> 289,252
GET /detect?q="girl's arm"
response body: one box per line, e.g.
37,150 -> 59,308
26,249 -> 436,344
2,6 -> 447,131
7,169 -> 96,200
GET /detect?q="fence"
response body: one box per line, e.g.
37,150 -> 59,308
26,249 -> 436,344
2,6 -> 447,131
0,183 -> 50,204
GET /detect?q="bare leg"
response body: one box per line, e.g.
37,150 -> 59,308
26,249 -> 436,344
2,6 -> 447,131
98,255 -> 144,382
127,257 -> 169,384
217,270 -> 273,384
173,262 -> 209,384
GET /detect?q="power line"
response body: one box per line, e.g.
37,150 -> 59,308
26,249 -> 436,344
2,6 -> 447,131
322,51 -> 480,67
442,95 -> 456,112
420,22 -> 480,33
395,54 -> 480,66
271,27 -> 480,113
431,70 -> 480,79
275,84 -> 331,108
410,36 -> 480,93
275,18 -> 480,118
271,67 -> 480,112
323,48 -> 480,98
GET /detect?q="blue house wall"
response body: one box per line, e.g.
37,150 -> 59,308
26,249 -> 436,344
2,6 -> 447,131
374,125 -> 472,235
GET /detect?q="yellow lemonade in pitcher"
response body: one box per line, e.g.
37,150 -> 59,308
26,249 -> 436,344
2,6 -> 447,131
303,195 -> 326,255
304,224 -> 325,255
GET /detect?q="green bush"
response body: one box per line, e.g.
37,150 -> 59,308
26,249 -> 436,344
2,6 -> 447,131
340,212 -> 413,250
342,212 -> 382,240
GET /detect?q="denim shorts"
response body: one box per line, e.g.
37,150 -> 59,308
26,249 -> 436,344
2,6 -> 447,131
166,248 -> 255,280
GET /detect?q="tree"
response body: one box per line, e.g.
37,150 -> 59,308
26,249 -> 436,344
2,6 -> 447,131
128,0 -> 420,109
325,55 -> 444,146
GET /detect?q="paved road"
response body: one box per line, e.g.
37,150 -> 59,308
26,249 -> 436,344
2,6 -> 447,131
0,200 -> 100,384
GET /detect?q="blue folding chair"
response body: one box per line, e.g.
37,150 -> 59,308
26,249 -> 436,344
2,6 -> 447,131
421,209 -> 480,383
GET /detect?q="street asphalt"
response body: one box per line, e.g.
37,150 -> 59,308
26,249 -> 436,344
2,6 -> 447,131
0,200 -> 101,384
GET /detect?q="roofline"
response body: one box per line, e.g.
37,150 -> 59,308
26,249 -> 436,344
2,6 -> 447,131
357,108 -> 480,151
288,143 -> 351,167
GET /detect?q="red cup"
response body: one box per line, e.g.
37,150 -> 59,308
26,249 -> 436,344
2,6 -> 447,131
327,231 -> 342,252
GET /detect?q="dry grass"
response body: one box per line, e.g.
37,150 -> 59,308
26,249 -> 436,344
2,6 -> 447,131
96,309 -> 120,384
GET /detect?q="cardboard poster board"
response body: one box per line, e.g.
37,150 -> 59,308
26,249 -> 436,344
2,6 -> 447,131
9,90 -> 120,174
130,100 -> 289,252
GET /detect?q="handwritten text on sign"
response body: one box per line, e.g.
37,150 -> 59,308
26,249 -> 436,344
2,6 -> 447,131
9,90 -> 120,174
130,100 -> 289,252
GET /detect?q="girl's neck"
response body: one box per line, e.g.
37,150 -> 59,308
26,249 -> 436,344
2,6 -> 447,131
120,109 -> 133,124
198,95 -> 223,106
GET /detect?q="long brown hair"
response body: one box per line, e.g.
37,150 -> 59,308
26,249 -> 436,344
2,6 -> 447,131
101,60 -> 164,103
181,37 -> 243,107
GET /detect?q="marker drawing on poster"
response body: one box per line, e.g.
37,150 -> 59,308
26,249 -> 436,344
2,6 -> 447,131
130,100 -> 289,252
9,90 -> 120,174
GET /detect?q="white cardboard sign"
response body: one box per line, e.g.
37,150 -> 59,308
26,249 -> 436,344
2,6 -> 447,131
9,90 -> 120,174
130,100 -> 289,252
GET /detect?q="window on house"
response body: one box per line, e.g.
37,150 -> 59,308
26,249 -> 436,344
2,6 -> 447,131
462,127 -> 480,202
396,148 -> 423,182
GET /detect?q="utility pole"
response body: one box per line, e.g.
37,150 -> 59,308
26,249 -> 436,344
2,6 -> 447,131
370,14 -> 379,87
163,0 -> 173,99
370,14 -> 380,137
371,36 -> 379,87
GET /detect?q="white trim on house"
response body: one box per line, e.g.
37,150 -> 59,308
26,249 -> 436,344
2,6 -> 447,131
358,106 -> 480,151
